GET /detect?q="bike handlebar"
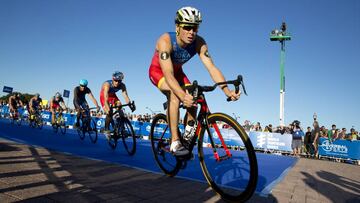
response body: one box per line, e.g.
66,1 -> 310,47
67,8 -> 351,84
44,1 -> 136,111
110,101 -> 136,112
184,75 -> 247,102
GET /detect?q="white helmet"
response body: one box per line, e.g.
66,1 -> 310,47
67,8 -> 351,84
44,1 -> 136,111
175,6 -> 202,25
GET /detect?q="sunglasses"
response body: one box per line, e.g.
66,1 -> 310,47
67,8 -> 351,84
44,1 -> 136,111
180,24 -> 199,32
113,79 -> 121,83
80,85 -> 86,88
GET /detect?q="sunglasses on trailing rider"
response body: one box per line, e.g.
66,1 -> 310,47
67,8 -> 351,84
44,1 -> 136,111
179,24 -> 199,32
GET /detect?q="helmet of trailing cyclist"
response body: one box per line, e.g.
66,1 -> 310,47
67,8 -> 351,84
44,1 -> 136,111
175,6 -> 202,25
79,79 -> 88,87
35,93 -> 40,97
112,71 -> 124,81
55,92 -> 61,98
15,93 -> 21,98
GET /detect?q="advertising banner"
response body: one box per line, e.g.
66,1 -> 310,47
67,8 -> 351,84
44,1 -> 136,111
249,131 -> 293,152
318,137 -> 360,160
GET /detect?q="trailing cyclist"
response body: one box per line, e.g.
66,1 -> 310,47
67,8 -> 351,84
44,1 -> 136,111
50,92 -> 67,125
8,93 -> 24,119
28,93 -> 42,121
73,79 -> 100,128
100,71 -> 135,139
148,6 -> 240,156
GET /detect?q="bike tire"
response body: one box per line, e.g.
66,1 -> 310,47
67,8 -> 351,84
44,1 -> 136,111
60,119 -> 66,135
37,115 -> 43,129
53,124 -> 58,133
198,113 -> 258,202
16,115 -> 22,126
107,121 -> 118,150
120,118 -> 136,155
88,119 -> 98,144
77,119 -> 85,140
150,113 -> 181,177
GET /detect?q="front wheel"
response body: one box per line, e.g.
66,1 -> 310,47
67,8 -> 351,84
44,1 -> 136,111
120,118 -> 136,155
198,113 -> 258,202
107,120 -> 118,150
77,119 -> 85,140
150,113 -> 181,177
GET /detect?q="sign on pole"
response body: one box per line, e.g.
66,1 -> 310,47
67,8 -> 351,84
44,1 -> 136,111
3,86 -> 13,93
63,90 -> 70,98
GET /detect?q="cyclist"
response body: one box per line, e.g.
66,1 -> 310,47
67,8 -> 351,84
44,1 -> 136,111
28,93 -> 43,121
100,71 -> 135,139
73,79 -> 100,128
148,6 -> 240,156
8,93 -> 24,119
50,92 -> 67,125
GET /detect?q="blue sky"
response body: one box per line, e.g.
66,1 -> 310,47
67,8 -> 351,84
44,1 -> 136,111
1,0 -> 359,130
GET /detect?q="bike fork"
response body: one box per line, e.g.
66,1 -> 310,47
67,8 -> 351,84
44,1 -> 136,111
206,122 -> 232,162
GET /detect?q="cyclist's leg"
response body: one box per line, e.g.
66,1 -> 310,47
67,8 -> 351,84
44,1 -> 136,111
159,81 -> 188,155
74,101 -> 82,127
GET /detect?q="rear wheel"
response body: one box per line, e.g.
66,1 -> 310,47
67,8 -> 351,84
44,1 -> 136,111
198,113 -> 258,202
88,119 -> 98,144
120,118 -> 136,155
150,113 -> 181,177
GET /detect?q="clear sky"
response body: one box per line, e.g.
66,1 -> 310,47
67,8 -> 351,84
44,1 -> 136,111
1,0 -> 359,130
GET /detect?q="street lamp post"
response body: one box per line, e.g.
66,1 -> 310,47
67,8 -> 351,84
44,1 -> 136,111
270,22 -> 291,127
146,107 -> 155,114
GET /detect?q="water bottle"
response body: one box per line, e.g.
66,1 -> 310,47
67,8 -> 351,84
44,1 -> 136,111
183,120 -> 196,148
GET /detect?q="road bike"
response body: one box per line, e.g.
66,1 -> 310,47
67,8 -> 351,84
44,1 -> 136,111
150,75 -> 258,202
29,109 -> 44,129
52,110 -> 66,134
106,101 -> 136,155
77,107 -> 98,143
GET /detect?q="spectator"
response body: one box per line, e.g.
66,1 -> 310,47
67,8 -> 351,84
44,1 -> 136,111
243,120 -> 252,131
349,128 -> 358,140
268,124 -> 273,133
304,126 -> 312,157
328,124 -> 336,141
311,120 -> 320,158
338,128 -> 347,140
291,120 -> 303,157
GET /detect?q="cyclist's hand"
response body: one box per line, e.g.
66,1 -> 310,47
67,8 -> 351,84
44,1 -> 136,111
227,90 -> 241,101
129,102 -> 136,112
104,105 -> 110,114
183,92 -> 194,108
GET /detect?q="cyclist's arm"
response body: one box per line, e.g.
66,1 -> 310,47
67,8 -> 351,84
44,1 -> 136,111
157,33 -> 186,101
60,100 -> 66,111
29,98 -> 34,112
102,82 -> 111,113
18,99 -> 24,107
88,92 -> 99,108
197,36 -> 240,100
49,99 -> 55,112
120,84 -> 130,104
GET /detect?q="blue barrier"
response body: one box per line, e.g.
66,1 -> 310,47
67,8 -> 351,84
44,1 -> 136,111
1,106 -> 358,157
318,137 -> 360,160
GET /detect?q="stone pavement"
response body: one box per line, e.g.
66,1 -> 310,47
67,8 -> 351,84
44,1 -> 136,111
0,139 -> 359,203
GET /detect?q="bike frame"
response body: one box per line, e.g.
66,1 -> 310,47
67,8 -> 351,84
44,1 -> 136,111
179,94 -> 232,162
